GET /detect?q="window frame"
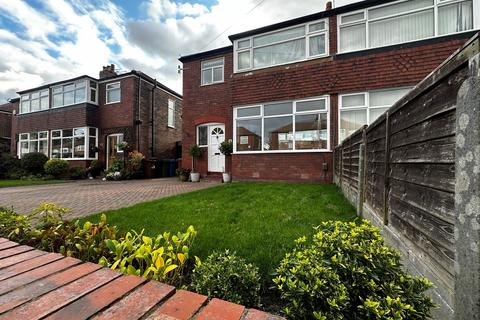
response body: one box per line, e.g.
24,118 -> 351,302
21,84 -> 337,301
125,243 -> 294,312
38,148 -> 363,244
167,99 -> 176,128
19,89 -> 50,114
338,87 -> 411,143
51,80 -> 89,109
233,96 -> 330,154
18,131 -> 49,158
200,57 -> 225,86
337,0 -> 475,54
50,126 -> 98,160
105,81 -> 121,104
233,18 -> 329,73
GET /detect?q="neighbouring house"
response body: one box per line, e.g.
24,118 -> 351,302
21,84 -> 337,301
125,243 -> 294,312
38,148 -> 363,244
8,65 -> 182,170
179,0 -> 480,182
0,99 -> 16,155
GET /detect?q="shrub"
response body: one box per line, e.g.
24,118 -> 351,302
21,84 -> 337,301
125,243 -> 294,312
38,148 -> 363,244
108,160 -> 124,172
273,221 -> 434,320
21,152 -> 49,175
176,168 -> 191,181
68,167 -> 86,180
0,208 -> 32,243
219,140 -> 233,156
191,250 -> 261,307
128,151 -> 145,171
44,159 -> 69,178
87,160 -> 103,178
0,154 -> 22,179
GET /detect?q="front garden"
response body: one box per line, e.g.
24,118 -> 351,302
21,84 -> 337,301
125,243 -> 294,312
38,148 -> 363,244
0,181 -> 436,319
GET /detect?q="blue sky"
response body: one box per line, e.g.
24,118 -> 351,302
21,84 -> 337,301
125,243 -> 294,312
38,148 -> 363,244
0,0 -> 356,101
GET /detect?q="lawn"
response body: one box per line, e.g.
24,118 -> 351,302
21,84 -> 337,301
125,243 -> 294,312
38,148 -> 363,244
0,179 -> 65,188
81,182 -> 356,282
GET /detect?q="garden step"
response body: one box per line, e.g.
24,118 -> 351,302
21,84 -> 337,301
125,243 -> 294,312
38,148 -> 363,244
0,241 -> 285,319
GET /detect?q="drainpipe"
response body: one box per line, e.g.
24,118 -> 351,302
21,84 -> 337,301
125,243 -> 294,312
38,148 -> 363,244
137,77 -> 141,150
151,79 -> 155,158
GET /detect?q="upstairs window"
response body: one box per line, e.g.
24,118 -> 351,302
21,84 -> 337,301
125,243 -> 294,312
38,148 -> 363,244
20,90 -> 49,114
234,19 -> 328,72
89,80 -> 98,103
168,99 -> 175,128
52,80 -> 87,108
106,82 -> 121,103
338,0 -> 474,53
201,58 -> 224,85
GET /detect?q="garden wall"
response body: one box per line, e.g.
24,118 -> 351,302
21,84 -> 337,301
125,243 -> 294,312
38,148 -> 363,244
333,33 -> 480,320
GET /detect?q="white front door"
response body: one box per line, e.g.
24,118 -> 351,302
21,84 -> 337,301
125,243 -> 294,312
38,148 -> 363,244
208,125 -> 225,172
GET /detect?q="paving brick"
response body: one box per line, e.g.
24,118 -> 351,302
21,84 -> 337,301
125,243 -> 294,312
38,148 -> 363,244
147,290 -> 208,320
0,252 -> 64,281
0,245 -> 33,259
0,241 -> 19,250
0,250 -> 46,269
0,238 -> 8,244
195,298 -> 245,320
93,280 -> 175,320
0,262 -> 101,314
0,267 -> 120,319
45,274 -> 146,320
0,257 -> 80,295
243,309 -> 285,320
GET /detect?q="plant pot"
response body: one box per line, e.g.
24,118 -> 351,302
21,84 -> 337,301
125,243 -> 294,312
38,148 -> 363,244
190,172 -> 200,182
179,174 -> 189,182
222,172 -> 231,183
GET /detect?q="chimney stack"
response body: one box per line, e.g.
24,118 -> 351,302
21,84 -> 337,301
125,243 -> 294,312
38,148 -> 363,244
326,1 -> 332,10
99,64 -> 117,79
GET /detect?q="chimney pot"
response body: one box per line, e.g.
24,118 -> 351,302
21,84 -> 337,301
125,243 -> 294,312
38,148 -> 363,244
326,1 -> 332,10
99,64 -> 117,79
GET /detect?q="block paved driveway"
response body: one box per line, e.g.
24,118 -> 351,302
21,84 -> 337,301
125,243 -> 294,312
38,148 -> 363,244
0,178 -> 220,219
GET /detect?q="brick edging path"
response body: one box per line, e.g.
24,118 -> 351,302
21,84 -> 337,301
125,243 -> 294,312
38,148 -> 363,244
0,238 -> 284,320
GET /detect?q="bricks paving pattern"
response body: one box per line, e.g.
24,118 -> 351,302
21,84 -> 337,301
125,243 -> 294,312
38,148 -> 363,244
0,178 -> 220,218
0,239 -> 284,320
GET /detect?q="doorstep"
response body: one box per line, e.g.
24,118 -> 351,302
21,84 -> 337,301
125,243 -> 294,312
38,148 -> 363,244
0,238 -> 284,320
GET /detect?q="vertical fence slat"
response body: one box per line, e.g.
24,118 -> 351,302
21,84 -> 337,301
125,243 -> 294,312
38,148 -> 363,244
383,112 -> 391,225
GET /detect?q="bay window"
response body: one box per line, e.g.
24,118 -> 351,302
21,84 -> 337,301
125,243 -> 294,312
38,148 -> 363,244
51,127 -> 98,160
20,90 -> 49,114
52,80 -> 88,108
18,131 -> 48,158
234,19 -> 328,72
234,97 -> 329,153
338,0 -> 474,53
339,87 -> 411,142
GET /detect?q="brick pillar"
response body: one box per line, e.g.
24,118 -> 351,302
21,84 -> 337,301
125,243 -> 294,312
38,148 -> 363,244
454,52 -> 480,320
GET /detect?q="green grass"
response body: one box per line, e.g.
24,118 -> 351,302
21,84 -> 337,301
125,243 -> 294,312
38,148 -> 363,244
81,182 -> 356,282
0,179 -> 65,188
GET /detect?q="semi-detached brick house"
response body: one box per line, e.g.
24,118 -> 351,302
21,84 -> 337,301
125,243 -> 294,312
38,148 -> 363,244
5,65 -> 182,169
179,0 -> 480,182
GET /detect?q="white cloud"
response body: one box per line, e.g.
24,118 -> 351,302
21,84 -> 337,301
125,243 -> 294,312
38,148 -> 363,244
0,0 -> 361,101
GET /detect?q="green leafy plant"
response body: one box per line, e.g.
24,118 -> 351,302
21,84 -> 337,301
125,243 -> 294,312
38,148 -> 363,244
128,151 -> 145,171
0,208 -> 32,243
21,152 -> 49,175
219,139 -> 233,156
273,220 -> 434,320
0,154 -> 23,179
117,141 -> 130,152
44,159 -> 69,178
68,167 -> 87,180
188,144 -> 201,173
102,226 -> 197,285
108,160 -> 124,173
191,250 -> 261,307
176,168 -> 191,181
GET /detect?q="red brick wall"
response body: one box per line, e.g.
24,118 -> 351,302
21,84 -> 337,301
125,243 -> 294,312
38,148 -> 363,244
181,31 -> 472,182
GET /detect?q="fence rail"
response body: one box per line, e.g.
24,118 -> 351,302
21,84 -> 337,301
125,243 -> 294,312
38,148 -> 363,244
333,33 -> 480,320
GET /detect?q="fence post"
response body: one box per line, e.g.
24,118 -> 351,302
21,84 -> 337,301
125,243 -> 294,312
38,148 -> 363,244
454,52 -> 480,320
357,143 -> 365,216
383,112 -> 391,225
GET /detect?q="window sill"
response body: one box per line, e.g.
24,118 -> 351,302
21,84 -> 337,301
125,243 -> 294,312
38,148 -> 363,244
233,149 -> 331,155
200,81 -> 224,87
105,100 -> 121,105
167,125 -> 175,129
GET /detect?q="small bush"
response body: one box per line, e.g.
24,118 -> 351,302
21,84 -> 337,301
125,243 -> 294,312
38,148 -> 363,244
219,140 -> 233,156
87,160 -> 103,178
128,151 -> 145,171
0,154 -> 23,179
274,220 -> 434,320
44,159 -> 69,178
108,160 -> 124,172
0,208 -> 32,243
21,153 -> 49,175
68,167 -> 86,180
191,250 -> 261,307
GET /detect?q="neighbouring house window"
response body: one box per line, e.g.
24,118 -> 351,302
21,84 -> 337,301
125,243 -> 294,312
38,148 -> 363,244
339,87 -> 411,142
234,97 -> 329,153
197,125 -> 208,146
338,0 -> 474,53
20,90 -> 49,114
168,99 -> 175,128
18,131 -> 48,158
51,127 -> 97,160
234,19 -> 328,72
52,80 -> 87,108
201,58 -> 224,85
106,82 -> 121,103
89,80 -> 98,103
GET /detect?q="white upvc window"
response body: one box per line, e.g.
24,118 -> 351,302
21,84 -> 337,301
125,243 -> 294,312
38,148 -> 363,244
106,82 -> 121,103
339,87 -> 411,142
18,131 -> 49,158
19,90 -> 49,114
233,96 -> 330,153
50,127 -> 98,160
234,19 -> 328,72
167,99 -> 176,128
52,80 -> 87,108
197,125 -> 209,147
338,0 -> 475,53
89,80 -> 98,104
201,58 -> 224,85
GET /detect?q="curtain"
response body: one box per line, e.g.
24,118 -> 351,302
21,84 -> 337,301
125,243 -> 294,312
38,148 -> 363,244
253,39 -> 305,68
237,51 -> 250,70
339,23 -> 366,52
309,34 -> 326,56
340,110 -> 367,142
438,1 -> 473,35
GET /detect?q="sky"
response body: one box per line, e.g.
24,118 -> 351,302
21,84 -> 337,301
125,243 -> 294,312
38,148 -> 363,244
0,0 -> 358,101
